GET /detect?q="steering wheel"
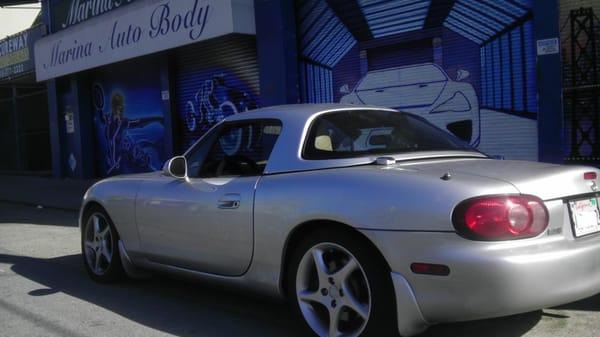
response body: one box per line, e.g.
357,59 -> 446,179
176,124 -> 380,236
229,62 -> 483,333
216,155 -> 260,177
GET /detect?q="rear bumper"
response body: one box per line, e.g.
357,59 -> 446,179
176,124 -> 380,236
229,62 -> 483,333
363,227 -> 600,331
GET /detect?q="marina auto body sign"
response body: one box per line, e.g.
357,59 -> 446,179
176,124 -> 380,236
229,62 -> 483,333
34,0 -> 255,81
0,25 -> 45,81
51,0 -> 138,32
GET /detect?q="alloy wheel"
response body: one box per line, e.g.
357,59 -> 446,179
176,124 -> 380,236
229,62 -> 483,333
295,242 -> 372,337
83,213 -> 114,276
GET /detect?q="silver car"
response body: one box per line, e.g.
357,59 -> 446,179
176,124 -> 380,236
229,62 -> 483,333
80,104 -> 600,337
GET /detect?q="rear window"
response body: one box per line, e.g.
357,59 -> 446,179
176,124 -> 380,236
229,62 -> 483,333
303,110 -> 470,160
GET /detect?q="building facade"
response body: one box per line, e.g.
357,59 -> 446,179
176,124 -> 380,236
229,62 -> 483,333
24,0 -> 595,179
0,24 -> 50,174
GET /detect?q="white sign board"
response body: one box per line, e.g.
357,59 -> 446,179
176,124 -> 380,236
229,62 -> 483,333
161,90 -> 170,101
536,38 -> 560,56
35,0 -> 255,81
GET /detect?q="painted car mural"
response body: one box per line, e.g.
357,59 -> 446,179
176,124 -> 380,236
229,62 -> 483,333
296,0 -> 538,161
340,63 -> 480,146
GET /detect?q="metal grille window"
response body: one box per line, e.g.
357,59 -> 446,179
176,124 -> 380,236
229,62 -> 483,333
561,6 -> 600,164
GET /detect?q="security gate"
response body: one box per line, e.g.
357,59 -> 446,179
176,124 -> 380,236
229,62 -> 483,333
562,7 -> 600,165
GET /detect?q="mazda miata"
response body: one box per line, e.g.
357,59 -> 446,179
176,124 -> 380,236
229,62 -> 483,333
80,104 -> 600,337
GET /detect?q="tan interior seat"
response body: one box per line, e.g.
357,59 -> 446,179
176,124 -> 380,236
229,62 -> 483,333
315,135 -> 333,152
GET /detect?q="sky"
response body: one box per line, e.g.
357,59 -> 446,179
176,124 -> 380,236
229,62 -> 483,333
0,4 -> 40,39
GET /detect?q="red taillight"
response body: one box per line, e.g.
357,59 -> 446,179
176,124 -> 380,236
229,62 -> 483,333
584,172 -> 597,180
453,195 -> 549,241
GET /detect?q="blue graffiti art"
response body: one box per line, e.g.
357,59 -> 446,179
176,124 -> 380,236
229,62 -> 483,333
177,71 -> 258,151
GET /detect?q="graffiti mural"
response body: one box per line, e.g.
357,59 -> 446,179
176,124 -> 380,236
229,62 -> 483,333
173,36 -> 261,153
91,59 -> 167,176
176,71 -> 259,152
296,0 -> 539,160
182,73 -> 258,135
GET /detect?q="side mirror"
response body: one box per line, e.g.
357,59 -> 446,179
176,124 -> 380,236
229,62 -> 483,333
339,84 -> 350,95
163,156 -> 187,179
456,69 -> 470,81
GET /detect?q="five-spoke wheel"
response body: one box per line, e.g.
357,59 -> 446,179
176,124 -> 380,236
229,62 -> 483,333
82,207 -> 124,282
288,229 -> 397,337
296,243 -> 371,337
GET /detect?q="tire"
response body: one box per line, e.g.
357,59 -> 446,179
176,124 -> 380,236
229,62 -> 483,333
287,228 -> 398,337
81,206 -> 125,283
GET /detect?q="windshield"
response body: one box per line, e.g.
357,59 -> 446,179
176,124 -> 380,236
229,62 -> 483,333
303,109 -> 472,160
357,64 -> 447,91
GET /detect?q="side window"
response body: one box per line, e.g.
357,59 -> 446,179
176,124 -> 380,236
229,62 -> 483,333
187,120 -> 282,178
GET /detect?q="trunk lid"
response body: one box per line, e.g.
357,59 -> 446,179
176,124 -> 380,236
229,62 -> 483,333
394,158 -> 599,200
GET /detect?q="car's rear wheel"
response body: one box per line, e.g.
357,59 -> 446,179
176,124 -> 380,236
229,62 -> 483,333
82,207 -> 124,283
287,228 -> 397,337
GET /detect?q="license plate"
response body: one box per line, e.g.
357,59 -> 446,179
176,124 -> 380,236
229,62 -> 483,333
569,197 -> 600,237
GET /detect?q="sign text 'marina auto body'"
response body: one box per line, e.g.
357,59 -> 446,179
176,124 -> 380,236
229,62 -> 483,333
34,0 -> 255,81
48,1 -> 210,68
61,0 -> 135,30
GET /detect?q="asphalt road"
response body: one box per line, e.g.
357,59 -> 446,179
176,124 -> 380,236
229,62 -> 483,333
1,202 -> 600,337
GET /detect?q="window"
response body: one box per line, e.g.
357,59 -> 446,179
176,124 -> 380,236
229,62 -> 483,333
186,120 -> 282,178
303,110 -> 470,160
357,65 -> 447,91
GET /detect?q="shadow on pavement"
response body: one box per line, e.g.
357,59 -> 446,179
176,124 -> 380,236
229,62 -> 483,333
554,293 -> 600,312
420,311 -> 542,337
0,253 -> 303,337
0,251 -> 575,337
0,203 -> 78,227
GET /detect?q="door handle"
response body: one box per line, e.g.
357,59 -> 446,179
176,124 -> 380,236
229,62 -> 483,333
418,84 -> 428,88
375,89 -> 385,93
218,193 -> 241,209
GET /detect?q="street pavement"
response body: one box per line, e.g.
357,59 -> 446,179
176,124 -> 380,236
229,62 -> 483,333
1,201 -> 600,337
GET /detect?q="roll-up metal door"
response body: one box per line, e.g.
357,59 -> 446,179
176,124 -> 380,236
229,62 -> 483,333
172,34 -> 260,154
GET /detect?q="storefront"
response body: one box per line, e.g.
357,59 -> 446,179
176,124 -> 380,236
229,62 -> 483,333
37,0 -> 256,178
0,25 -> 50,174
34,0 -> 578,178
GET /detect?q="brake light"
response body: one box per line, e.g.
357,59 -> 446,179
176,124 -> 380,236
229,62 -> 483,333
584,172 -> 597,180
452,195 -> 549,241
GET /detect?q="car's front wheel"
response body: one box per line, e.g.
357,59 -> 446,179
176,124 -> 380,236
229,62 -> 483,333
81,207 -> 124,283
288,228 -> 397,337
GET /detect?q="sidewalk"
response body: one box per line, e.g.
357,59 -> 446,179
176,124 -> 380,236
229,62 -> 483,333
0,175 -> 97,211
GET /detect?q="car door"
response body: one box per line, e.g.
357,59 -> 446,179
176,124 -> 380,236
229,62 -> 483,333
135,119 -> 282,276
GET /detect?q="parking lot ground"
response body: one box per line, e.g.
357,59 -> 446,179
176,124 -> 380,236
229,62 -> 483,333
1,202 -> 599,337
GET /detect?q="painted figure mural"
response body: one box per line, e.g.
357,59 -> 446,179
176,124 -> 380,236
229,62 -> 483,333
91,59 -> 167,177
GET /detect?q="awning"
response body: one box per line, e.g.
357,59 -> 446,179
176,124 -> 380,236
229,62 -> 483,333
34,0 -> 255,82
